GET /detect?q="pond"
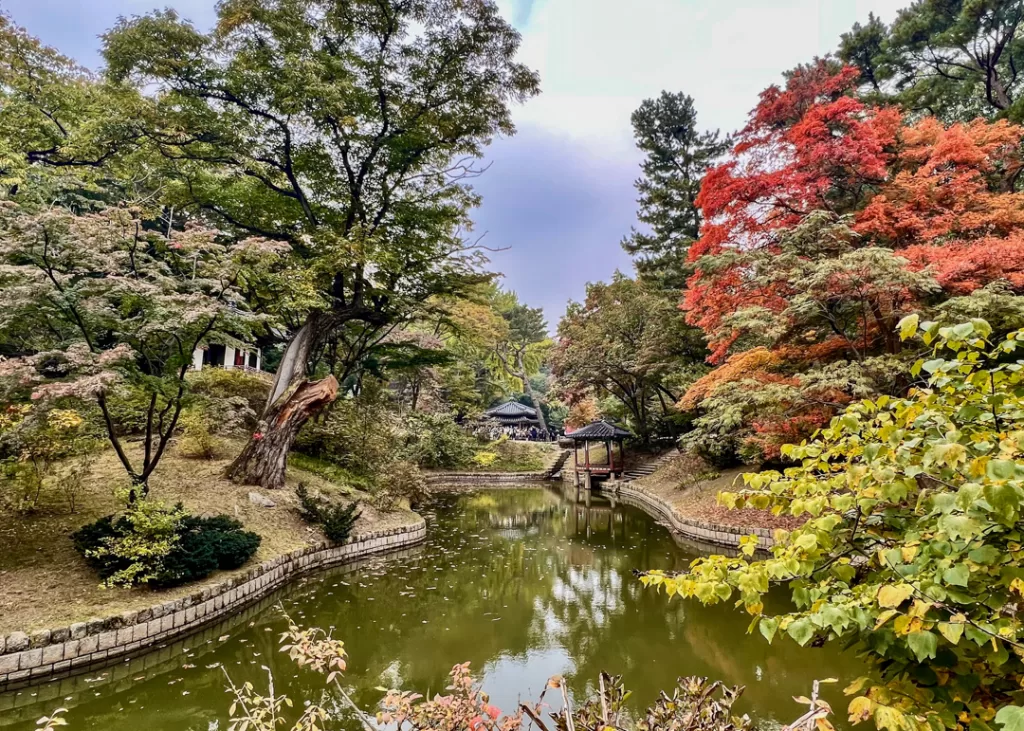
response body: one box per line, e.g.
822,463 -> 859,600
0,486 -> 863,729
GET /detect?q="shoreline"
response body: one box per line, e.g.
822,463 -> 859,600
593,481 -> 775,552
0,515 -> 426,692
0,472 -> 778,694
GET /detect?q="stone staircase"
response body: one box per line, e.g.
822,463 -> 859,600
619,450 -> 680,483
543,449 -> 572,479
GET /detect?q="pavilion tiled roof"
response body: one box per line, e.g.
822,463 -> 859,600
567,420 -> 632,440
485,400 -> 537,418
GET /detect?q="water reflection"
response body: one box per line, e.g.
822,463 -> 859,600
0,486 -> 862,730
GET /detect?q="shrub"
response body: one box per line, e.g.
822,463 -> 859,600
295,483 -> 360,543
50,455 -> 91,513
471,450 -> 498,468
153,515 -> 261,587
399,412 -> 475,469
642,318 -> 1024,728
72,499 -> 186,587
373,460 -> 426,511
295,380 -> 397,474
177,408 -> 219,459
485,436 -> 545,472
0,405 -> 101,513
187,368 -> 270,435
71,502 -> 260,588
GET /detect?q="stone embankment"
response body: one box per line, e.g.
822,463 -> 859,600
595,481 -> 775,552
0,517 -> 426,690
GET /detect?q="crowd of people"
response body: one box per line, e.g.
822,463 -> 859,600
485,424 -> 556,442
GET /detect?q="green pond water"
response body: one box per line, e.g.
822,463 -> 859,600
1,485 -> 863,729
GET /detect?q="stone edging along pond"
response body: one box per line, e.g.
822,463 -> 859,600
0,480 -> 774,692
594,482 -> 776,553
424,471 -> 549,483
0,516 -> 427,691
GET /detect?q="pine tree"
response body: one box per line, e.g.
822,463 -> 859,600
621,92 -> 728,291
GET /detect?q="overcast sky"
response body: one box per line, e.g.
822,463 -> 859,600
4,0 -> 903,326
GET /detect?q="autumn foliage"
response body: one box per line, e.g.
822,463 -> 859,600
687,62 -> 1024,362
679,61 -> 1024,463
678,348 -> 780,411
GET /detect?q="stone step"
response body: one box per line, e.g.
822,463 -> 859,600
619,450 -> 682,483
543,449 -> 572,479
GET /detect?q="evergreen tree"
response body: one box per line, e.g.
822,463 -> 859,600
839,1 -> 1024,122
621,91 -> 728,291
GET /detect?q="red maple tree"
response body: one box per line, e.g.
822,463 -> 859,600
686,61 -> 902,362
680,62 -> 1024,462
688,63 -> 1024,363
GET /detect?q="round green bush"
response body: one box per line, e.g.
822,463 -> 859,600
71,510 -> 261,588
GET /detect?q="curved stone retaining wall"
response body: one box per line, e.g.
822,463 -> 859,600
0,518 -> 426,691
595,482 -> 775,552
425,471 -> 549,483
0,544 -> 425,726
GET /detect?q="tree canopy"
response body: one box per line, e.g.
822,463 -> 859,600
553,273 -> 705,443
98,0 -> 539,487
676,60 -> 1024,465
0,199 -> 285,495
621,91 -> 728,291
839,2 -> 1024,122
644,317 -> 1024,731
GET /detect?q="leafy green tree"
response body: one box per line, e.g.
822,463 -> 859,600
0,13 -> 140,188
102,0 -> 539,488
643,317 -> 1024,731
0,202 -> 284,498
839,1 -> 1024,122
838,12 -> 889,96
491,290 -> 552,434
553,274 -> 706,444
621,91 -> 728,291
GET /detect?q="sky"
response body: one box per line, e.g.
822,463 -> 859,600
4,0 -> 904,326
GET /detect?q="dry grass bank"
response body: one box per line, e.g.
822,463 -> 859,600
0,439 -> 416,634
631,457 -> 804,532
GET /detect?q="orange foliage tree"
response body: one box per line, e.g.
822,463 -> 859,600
679,61 -> 1024,464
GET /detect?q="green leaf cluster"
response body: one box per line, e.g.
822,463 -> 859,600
643,317 -> 1024,731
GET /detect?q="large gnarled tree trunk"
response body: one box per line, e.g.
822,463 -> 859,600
228,373 -> 339,489
515,351 -> 549,436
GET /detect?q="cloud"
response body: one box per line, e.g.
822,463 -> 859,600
471,125 -> 639,327
5,0 -> 905,329
506,0 -> 903,149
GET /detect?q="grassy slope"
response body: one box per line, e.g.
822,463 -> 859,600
448,441 -> 560,473
0,439 -> 417,635
631,458 -> 804,531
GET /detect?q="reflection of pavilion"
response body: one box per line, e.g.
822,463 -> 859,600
568,420 -> 631,486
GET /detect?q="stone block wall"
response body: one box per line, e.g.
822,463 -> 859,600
0,518 -> 426,691
596,483 -> 775,552
425,471 -> 548,484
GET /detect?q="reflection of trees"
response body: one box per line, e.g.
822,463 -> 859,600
34,487 -> 862,731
